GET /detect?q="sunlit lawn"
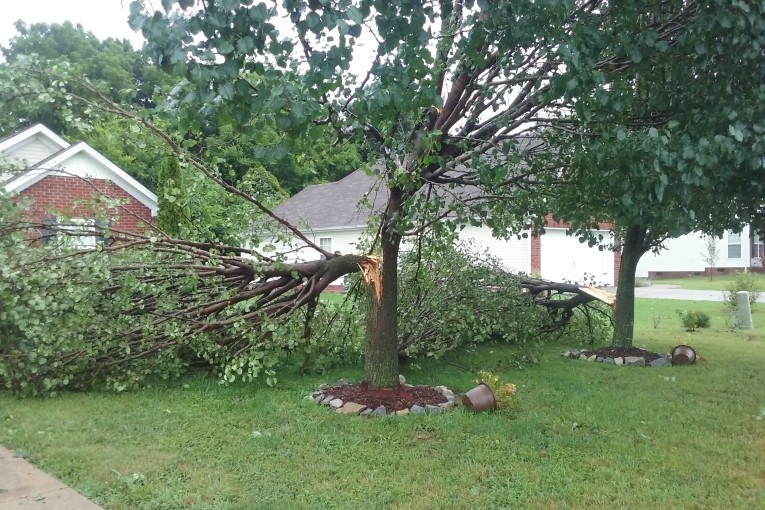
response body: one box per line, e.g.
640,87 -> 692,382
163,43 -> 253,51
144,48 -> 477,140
1,298 -> 764,509
651,272 -> 765,291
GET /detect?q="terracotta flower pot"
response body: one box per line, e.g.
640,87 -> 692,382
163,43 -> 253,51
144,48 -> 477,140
671,345 -> 697,365
462,383 -> 496,412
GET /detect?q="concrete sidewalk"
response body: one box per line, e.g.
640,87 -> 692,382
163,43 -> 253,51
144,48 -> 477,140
0,446 -> 104,510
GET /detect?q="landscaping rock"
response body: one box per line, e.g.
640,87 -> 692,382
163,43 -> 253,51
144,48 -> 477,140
596,356 -> 604,362
426,404 -> 445,414
561,351 -> 570,357
335,379 -> 351,386
439,401 -> 456,411
649,357 -> 672,368
396,409 -> 410,416
399,374 -> 406,385
337,402 -> 366,415
604,357 -> 615,364
588,355 -> 597,361
571,350 -> 581,358
579,354 -> 588,360
317,383 -> 329,390
321,395 -> 334,405
360,409 -> 373,417
329,398 -> 344,409
624,356 -> 646,366
371,405 -> 387,417
410,405 -> 426,414
614,357 -> 624,365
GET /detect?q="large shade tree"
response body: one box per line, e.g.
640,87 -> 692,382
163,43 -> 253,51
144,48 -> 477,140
119,0 -> 708,387
545,0 -> 765,346
1,1 -> 718,392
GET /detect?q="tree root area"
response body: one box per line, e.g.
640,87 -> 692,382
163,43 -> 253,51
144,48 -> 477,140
325,383 -> 448,411
579,346 -> 664,362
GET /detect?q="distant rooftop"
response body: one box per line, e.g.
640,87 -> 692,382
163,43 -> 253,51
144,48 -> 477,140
273,169 -> 388,230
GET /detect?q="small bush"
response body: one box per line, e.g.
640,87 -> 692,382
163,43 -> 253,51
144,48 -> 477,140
676,310 -> 711,331
562,301 -> 614,345
723,271 -> 761,313
393,238 -> 553,360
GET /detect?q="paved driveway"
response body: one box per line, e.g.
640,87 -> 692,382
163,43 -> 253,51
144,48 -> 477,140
632,284 -> 764,302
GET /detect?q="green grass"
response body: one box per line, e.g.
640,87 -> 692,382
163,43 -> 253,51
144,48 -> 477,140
651,272 -> 765,291
2,299 -> 765,509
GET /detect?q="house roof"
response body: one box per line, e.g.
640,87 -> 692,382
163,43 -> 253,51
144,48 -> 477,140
1,124 -> 158,216
272,136 -> 547,232
273,169 -> 388,230
0,123 -> 69,153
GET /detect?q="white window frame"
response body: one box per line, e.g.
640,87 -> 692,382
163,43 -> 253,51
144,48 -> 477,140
319,237 -> 332,253
61,218 -> 97,250
728,232 -> 742,259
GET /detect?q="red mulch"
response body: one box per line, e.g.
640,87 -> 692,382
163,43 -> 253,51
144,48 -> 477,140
322,383 -> 448,412
579,346 -> 664,363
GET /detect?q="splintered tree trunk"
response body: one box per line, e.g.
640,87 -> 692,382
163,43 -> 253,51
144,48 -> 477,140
363,232 -> 401,388
612,224 -> 650,347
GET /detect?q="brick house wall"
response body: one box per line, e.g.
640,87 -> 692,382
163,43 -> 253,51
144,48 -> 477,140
18,175 -> 154,234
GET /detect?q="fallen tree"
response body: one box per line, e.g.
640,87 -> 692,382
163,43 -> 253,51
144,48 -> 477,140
1,213 -> 614,395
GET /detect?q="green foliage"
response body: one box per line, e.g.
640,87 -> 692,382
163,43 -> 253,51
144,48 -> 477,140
394,239 -> 552,359
723,271 -> 761,313
156,155 -> 191,236
0,192 -> 366,394
676,310 -> 711,332
561,302 -> 614,346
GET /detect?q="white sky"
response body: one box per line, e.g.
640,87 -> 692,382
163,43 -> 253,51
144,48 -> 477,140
0,0 -> 146,50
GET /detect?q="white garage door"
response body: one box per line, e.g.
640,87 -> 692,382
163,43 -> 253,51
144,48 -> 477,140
458,226 -> 531,274
540,229 -> 614,285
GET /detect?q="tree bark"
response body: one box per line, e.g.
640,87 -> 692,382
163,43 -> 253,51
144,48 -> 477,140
612,224 -> 650,347
363,184 -> 404,388
363,232 -> 401,387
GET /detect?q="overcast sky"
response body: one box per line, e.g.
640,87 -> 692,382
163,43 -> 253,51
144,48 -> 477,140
0,0 -> 146,50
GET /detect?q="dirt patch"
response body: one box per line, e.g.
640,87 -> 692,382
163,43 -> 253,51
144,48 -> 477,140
322,383 -> 448,412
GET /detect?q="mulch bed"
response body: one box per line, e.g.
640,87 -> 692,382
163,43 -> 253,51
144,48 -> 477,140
579,346 -> 664,363
322,382 -> 448,412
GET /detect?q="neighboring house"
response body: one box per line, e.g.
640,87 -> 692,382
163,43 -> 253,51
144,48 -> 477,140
0,124 -> 157,244
272,170 -> 620,287
636,227 -> 764,279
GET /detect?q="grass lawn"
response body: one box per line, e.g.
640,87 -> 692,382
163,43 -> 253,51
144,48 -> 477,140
650,272 -> 765,291
2,298 -> 764,509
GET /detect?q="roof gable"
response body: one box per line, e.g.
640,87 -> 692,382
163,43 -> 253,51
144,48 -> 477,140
4,141 -> 158,216
0,124 -> 70,162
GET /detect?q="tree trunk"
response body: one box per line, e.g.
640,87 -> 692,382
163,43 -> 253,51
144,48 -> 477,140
612,224 -> 650,347
363,232 -> 401,387
363,185 -> 404,388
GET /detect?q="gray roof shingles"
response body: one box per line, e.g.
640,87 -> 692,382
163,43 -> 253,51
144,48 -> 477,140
273,169 -> 388,230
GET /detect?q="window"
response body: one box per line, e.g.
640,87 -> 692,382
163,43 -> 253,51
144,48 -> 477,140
728,232 -> 742,259
61,218 -> 96,250
319,237 -> 332,252
41,216 -> 57,245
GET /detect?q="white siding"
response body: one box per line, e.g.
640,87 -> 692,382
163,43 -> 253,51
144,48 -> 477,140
541,228 -> 615,285
457,226 -> 531,274
636,227 -> 751,277
49,153 -> 112,180
5,138 -> 60,167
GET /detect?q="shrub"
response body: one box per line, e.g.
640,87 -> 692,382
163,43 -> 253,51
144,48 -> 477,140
676,310 -> 711,331
392,238 -> 553,360
723,271 -> 761,313
560,301 -> 614,346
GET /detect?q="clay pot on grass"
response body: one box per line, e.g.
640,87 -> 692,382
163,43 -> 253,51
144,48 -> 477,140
671,345 -> 697,365
462,383 -> 496,412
